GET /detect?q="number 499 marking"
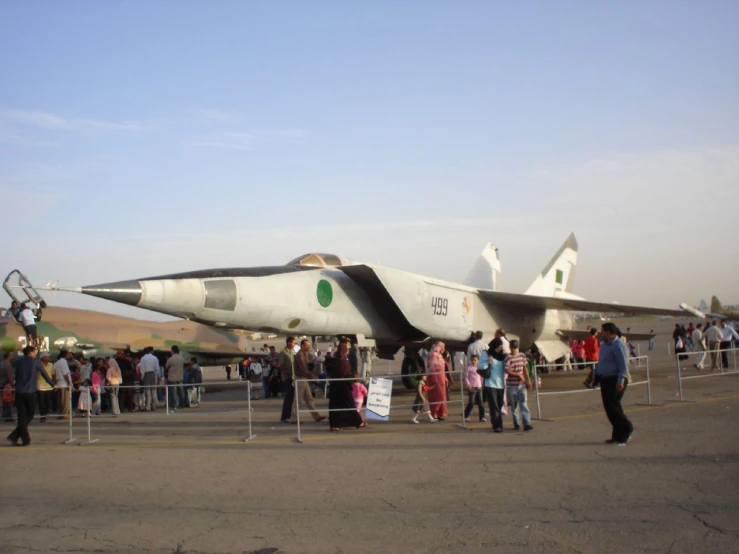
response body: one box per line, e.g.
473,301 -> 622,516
431,296 -> 448,316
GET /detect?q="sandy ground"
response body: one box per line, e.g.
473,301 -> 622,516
2,318 -> 738,553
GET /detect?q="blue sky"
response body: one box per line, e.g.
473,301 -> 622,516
2,1 -> 738,319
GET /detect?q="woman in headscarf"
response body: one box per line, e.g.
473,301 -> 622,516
425,342 -> 448,420
325,341 -> 364,431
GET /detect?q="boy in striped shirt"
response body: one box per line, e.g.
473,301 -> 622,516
504,340 -> 534,431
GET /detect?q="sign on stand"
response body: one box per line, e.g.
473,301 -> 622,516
366,377 -> 393,421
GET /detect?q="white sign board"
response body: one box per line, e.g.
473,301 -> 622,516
366,377 -> 393,421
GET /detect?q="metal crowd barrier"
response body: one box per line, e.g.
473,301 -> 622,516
1,385 -> 82,444
1,381 -> 257,445
293,371 -> 467,443
532,355 -> 653,420
671,346 -> 739,402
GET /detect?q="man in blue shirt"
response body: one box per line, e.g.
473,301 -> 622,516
594,322 -> 634,446
7,345 -> 55,447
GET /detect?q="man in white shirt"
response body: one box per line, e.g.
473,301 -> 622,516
466,331 -> 487,367
703,322 -> 723,371
140,347 -> 160,411
719,321 -> 739,369
495,329 -> 511,355
18,304 -> 38,346
249,359 -> 263,399
53,350 -> 73,418
691,324 -> 706,370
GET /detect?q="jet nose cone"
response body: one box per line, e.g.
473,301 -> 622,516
81,280 -> 143,307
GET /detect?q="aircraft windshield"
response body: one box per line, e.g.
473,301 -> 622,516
286,253 -> 347,268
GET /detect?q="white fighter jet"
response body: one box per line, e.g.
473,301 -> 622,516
47,233 -> 688,387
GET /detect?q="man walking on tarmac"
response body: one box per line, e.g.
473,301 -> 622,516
594,322 -> 633,446
7,346 -> 55,447
279,337 -> 297,423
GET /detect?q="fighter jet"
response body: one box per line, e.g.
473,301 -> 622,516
2,270 -> 264,365
710,296 -> 739,320
678,296 -> 738,321
35,234 -> 689,387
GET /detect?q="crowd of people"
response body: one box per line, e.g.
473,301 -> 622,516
673,320 -> 739,370
462,330 -> 535,433
1,345 -> 208,433
460,324 -> 644,444
4,318 -> 737,446
274,336 -> 366,431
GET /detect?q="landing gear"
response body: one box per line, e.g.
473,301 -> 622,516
401,348 -> 424,390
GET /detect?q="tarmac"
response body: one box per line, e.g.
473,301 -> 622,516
2,320 -> 738,553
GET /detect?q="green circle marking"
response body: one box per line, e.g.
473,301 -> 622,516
317,279 -> 333,308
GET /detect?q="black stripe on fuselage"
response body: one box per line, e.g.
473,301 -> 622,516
143,266 -> 312,281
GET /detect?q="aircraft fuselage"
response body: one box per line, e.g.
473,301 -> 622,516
80,265 -> 570,353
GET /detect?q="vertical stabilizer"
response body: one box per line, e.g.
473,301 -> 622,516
698,299 -> 709,313
525,233 -> 578,297
464,243 -> 501,291
710,296 -> 723,314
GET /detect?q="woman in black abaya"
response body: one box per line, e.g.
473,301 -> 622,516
326,342 -> 364,431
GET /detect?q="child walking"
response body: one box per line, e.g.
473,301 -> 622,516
464,354 -> 486,422
411,374 -> 437,424
350,372 -> 368,425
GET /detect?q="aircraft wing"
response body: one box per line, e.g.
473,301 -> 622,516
556,329 -> 655,341
477,290 -> 689,317
698,312 -> 728,321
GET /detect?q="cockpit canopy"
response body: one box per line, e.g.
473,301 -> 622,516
286,253 -> 349,268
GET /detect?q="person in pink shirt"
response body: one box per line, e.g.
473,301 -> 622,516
571,340 -> 586,367
351,372 -> 368,426
90,367 -> 103,415
464,354 -> 486,422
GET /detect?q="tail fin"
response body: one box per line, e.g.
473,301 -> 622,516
711,296 -> 723,314
525,233 -> 578,297
699,299 -> 709,313
464,243 -> 501,291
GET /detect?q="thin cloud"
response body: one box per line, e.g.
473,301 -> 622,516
191,108 -> 248,123
185,132 -> 261,150
0,108 -> 151,133
115,217 -> 520,248
186,128 -> 309,150
268,128 -> 309,142
0,184 -> 66,217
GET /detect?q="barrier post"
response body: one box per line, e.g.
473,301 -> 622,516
533,366 -> 542,420
667,354 -> 694,403
294,379 -> 302,443
81,411 -> 99,445
243,381 -> 257,442
667,342 -> 671,356
165,385 -> 169,416
460,372 -> 467,429
64,384 -> 78,444
634,356 -> 659,406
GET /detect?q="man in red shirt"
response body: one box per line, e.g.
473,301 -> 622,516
583,328 -> 600,362
583,328 -> 600,388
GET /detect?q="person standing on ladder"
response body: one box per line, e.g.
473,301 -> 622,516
18,304 -> 39,348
